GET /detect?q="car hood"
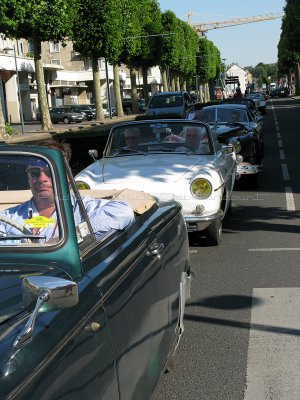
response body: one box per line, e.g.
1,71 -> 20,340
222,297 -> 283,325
0,263 -> 71,326
76,154 -> 215,186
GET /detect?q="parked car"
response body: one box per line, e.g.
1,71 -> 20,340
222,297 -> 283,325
0,142 -> 191,399
75,119 -> 237,245
41,107 -> 86,124
60,104 -> 96,120
122,98 -> 146,113
270,87 -> 289,97
145,91 -> 194,118
187,104 -> 264,182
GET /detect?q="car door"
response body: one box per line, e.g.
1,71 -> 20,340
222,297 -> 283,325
80,207 -> 183,400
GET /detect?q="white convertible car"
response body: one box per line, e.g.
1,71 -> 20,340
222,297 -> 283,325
75,120 -> 237,245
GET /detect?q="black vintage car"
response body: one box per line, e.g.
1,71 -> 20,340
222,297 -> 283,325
187,103 -> 264,181
0,143 -> 191,399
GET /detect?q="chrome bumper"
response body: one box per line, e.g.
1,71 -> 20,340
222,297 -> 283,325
184,210 -> 223,232
237,163 -> 263,175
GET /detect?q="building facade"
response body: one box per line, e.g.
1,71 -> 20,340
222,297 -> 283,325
0,35 -> 163,122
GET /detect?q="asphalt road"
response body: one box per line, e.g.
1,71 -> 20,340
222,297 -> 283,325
153,96 -> 300,400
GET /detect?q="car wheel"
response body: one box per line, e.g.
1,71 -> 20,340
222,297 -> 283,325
206,219 -> 222,246
63,117 -> 70,124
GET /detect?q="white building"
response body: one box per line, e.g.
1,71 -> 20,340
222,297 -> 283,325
226,64 -> 248,95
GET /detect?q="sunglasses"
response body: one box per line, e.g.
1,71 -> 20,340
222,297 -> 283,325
27,165 -> 51,179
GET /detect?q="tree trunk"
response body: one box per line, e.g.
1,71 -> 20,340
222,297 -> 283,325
161,68 -> 168,92
142,67 -> 149,106
130,68 -> 139,114
33,35 -> 53,131
175,76 -> 180,91
113,64 -> 124,117
295,62 -> 300,96
92,56 -> 104,120
171,75 -> 175,91
0,96 -> 6,139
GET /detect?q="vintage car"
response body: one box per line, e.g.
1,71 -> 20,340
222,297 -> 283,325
75,120 -> 237,245
244,92 -> 267,115
0,143 -> 191,399
187,104 -> 264,181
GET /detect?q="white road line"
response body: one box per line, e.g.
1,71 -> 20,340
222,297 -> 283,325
279,149 -> 285,160
248,248 -> 300,252
244,288 -> 300,400
189,250 -> 198,254
281,163 -> 290,180
285,186 -> 296,211
278,139 -> 283,148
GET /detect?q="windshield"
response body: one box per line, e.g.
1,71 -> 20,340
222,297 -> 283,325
105,122 -> 213,156
188,108 -> 248,124
149,94 -> 183,108
0,154 -> 62,247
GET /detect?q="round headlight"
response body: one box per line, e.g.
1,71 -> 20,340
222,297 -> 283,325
75,181 -> 90,190
190,178 -> 212,198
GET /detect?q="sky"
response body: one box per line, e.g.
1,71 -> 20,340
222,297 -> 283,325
158,0 -> 286,68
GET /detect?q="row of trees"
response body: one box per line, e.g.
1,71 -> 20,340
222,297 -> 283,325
278,0 -> 300,94
0,0 -> 222,135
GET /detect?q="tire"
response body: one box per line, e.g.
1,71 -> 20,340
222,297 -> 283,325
63,117 -> 70,124
206,218 -> 222,246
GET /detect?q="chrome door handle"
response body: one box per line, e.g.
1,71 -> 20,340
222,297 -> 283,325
147,242 -> 164,256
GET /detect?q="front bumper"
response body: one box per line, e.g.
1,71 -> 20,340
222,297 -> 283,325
237,163 -> 263,175
184,210 -> 223,232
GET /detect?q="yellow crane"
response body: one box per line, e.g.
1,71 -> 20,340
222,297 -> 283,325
186,12 -> 283,34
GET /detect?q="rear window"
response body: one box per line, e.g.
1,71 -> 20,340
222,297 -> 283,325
149,94 -> 183,108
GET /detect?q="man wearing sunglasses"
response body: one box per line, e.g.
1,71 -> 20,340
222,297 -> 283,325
0,140 -> 135,242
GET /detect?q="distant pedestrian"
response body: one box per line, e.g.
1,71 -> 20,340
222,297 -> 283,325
233,87 -> 243,99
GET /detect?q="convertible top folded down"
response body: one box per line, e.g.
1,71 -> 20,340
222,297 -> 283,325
0,188 -> 156,215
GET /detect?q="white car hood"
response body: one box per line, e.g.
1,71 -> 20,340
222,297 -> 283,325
76,154 -> 215,186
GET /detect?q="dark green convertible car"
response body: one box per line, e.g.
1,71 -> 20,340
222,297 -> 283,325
0,143 -> 191,400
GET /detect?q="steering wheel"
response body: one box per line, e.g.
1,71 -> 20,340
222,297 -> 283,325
0,214 -> 32,235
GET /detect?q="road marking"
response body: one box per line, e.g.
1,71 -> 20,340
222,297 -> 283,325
189,250 -> 198,254
248,248 -> 300,252
244,288 -> 300,400
278,139 -> 283,148
285,186 -> 296,211
279,149 -> 285,160
281,164 -> 290,180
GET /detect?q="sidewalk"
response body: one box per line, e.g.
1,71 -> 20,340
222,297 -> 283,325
6,114 -> 136,143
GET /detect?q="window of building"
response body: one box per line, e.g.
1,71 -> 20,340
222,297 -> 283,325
51,59 -> 61,65
84,57 -> 92,70
49,42 -> 60,53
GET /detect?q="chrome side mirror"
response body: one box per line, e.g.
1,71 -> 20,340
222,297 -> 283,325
88,149 -> 98,161
222,144 -> 234,154
13,276 -> 78,348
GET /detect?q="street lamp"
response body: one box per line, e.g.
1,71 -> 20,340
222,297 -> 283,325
4,45 -> 25,134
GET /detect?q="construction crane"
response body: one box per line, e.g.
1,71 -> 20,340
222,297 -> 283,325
187,13 -> 283,34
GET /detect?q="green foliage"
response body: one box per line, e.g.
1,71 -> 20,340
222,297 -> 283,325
196,38 -> 220,83
5,123 -> 16,136
278,0 -> 300,73
0,0 -> 78,42
72,0 -> 124,63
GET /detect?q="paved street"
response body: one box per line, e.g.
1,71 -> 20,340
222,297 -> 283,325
153,96 -> 300,400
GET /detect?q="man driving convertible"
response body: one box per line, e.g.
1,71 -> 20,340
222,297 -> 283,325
0,140 -> 134,243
